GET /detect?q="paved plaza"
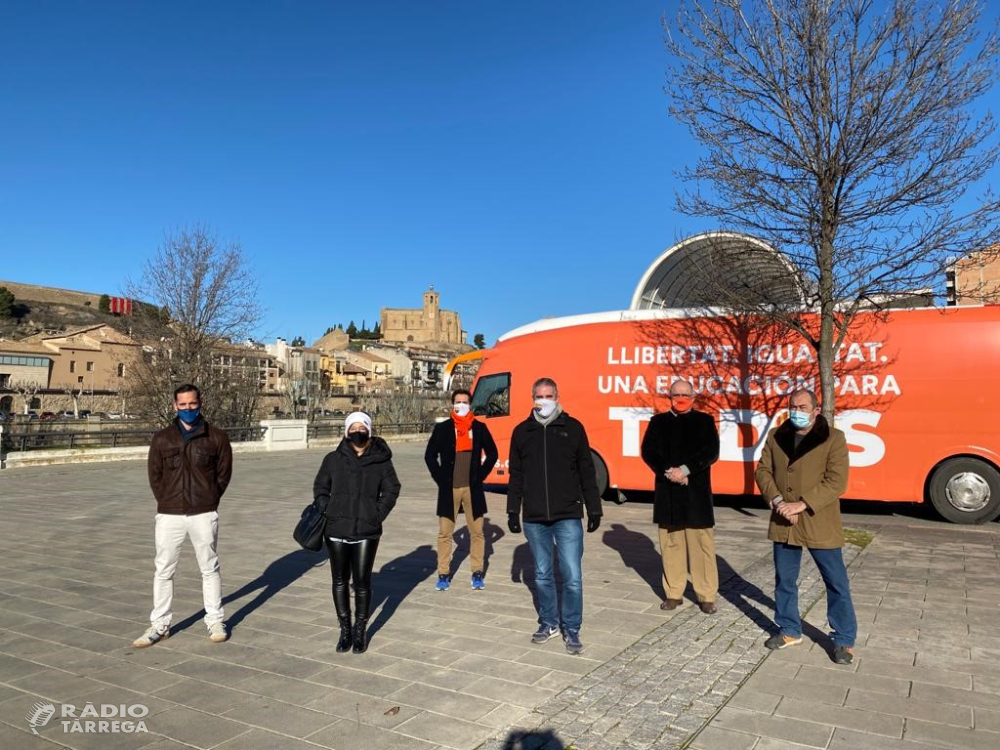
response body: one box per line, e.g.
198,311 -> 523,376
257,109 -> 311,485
0,443 -> 998,750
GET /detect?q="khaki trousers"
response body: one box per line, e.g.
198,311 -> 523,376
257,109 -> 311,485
658,526 -> 719,603
437,487 -> 484,575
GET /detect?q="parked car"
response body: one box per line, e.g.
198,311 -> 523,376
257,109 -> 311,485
59,411 -> 77,419
106,412 -> 123,420
26,410 -> 39,420
78,410 -> 92,418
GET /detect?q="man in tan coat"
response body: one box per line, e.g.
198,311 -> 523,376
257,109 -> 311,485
755,388 -> 857,665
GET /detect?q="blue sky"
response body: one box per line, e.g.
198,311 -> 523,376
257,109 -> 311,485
1,1 -> 996,346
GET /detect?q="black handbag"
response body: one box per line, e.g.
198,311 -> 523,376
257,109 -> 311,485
293,501 -> 326,552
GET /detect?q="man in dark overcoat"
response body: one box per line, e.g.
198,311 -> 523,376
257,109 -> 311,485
640,380 -> 720,614
425,389 -> 499,591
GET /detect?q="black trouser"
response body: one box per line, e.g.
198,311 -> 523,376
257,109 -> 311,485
326,538 -> 380,622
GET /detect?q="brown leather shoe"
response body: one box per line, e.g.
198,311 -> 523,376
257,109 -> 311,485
699,601 -> 717,615
660,598 -> 683,611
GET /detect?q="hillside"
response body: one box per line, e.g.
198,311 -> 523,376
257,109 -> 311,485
0,280 -> 124,339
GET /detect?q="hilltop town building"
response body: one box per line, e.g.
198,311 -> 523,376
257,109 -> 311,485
380,287 -> 466,345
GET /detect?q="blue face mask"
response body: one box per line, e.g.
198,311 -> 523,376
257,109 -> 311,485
788,410 -> 812,429
177,408 -> 201,424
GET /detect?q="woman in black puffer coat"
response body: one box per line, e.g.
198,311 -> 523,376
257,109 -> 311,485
313,412 -> 400,653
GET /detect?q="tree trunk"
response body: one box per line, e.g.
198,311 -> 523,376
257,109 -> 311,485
818,231 -> 836,420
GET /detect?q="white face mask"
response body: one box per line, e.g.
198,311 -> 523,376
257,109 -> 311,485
453,402 -> 471,417
534,398 -> 558,418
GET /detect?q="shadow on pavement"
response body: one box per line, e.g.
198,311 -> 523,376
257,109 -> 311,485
367,544 -> 437,639
501,728 -> 566,750
511,541 -> 540,615
601,522 -> 665,600
173,548 -> 327,635
716,554 -> 828,648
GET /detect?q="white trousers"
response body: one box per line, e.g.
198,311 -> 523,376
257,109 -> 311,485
150,511 -> 223,629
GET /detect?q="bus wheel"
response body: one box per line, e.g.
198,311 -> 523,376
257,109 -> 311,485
928,458 -> 1000,524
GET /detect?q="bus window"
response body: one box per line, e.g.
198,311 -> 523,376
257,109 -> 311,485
472,372 -> 510,418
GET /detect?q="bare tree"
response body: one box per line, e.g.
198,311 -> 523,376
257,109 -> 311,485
59,382 -> 85,418
10,380 -> 41,415
280,372 -> 321,420
666,0 -> 1000,416
124,226 -> 265,426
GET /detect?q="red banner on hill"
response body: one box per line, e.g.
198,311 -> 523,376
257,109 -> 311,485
110,297 -> 133,315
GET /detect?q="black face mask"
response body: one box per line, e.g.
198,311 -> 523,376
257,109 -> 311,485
347,431 -> 369,446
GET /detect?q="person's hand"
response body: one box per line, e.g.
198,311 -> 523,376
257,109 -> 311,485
679,477 -> 689,486
776,500 -> 808,520
665,467 -> 685,483
507,513 -> 522,534
586,515 -> 601,533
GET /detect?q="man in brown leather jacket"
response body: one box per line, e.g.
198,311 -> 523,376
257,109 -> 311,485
133,384 -> 233,648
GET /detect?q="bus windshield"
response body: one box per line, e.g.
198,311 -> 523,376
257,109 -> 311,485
471,372 -> 510,418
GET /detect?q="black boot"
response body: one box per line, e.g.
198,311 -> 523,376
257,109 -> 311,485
336,615 -> 352,653
352,618 -> 368,654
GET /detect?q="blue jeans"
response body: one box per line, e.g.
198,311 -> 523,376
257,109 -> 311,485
523,518 -> 584,632
773,543 -> 857,647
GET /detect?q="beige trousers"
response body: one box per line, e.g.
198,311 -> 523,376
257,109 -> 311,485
437,487 -> 485,575
658,526 -> 719,603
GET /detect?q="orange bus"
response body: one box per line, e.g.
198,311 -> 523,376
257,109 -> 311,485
455,305 -> 1000,524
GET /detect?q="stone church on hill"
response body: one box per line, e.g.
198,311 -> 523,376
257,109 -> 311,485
380,286 -> 466,346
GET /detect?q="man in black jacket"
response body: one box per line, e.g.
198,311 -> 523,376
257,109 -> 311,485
425,389 -> 499,591
640,380 -> 720,614
507,377 -> 601,655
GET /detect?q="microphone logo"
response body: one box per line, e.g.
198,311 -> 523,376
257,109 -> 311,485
25,701 -> 56,734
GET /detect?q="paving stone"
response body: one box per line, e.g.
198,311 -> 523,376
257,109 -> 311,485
393,711 -> 495,749
973,706 -> 1000,733
843,688 -> 972,727
213,728 -> 332,750
220,697 -> 340,737
385,682 -> 499,722
793,665 -> 910,696
910,682 -> 1000,711
142,706 -> 248,748
828,727 -> 952,749
711,707 -> 833,748
307,717 -> 437,750
856,660 -> 971,690
905,718 -> 1000,750
774,696 -> 903,737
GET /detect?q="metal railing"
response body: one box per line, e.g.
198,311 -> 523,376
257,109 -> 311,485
307,421 -> 436,440
1,426 -> 267,453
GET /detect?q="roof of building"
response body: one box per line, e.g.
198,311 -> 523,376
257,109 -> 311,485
342,363 -> 368,375
28,324 -> 141,347
352,350 -> 390,363
0,340 -> 56,357
630,232 -> 805,310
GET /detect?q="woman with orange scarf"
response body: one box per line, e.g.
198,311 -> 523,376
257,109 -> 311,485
424,389 -> 499,591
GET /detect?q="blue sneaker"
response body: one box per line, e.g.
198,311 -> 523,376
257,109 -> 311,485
563,629 -> 584,655
435,575 -> 450,592
531,624 -> 560,644
471,571 -> 485,590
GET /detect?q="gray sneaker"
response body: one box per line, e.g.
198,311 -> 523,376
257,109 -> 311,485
531,624 -> 560,644
563,629 -> 584,655
208,622 -> 229,643
132,626 -> 169,649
